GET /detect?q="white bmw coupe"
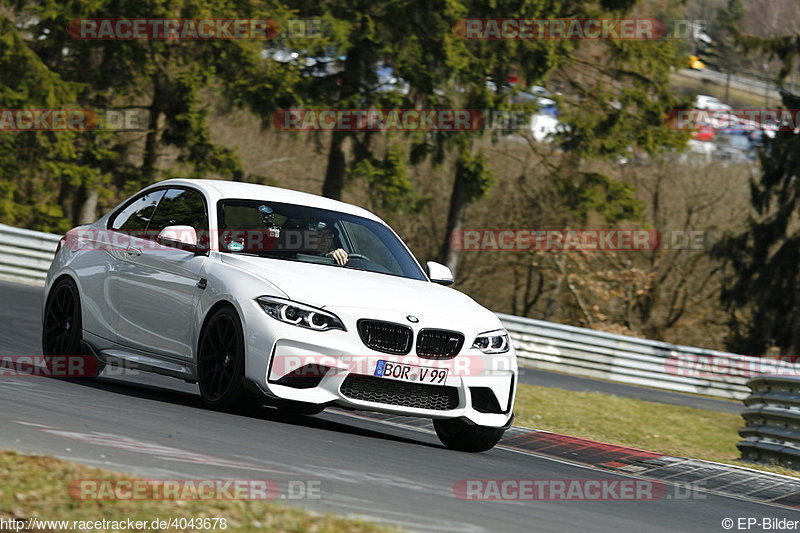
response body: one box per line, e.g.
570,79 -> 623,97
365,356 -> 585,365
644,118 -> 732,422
43,179 -> 517,451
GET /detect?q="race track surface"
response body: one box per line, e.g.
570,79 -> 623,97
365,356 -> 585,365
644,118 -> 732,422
0,279 -> 795,532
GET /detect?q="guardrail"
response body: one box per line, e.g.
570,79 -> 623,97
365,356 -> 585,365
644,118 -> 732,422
0,223 -> 795,401
0,223 -> 60,283
498,313 -> 799,400
738,376 -> 800,469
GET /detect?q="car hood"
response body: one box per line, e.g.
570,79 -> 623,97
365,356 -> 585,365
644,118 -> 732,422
220,254 -> 501,328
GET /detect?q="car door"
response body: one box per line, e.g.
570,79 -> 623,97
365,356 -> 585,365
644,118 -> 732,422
101,189 -> 167,344
115,187 -> 209,360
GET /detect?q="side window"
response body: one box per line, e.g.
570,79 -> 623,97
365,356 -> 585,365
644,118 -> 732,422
149,188 -> 209,247
110,190 -> 166,232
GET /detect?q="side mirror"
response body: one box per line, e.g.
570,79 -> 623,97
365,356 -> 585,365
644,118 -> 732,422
427,261 -> 454,286
157,225 -> 199,251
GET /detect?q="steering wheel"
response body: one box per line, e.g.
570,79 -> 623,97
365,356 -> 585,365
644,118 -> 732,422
347,253 -> 371,262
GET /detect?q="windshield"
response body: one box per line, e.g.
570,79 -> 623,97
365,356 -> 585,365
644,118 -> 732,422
217,199 -> 427,281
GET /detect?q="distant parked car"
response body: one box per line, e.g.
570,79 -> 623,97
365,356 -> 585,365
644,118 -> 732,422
686,55 -> 705,71
374,62 -> 410,95
691,124 -> 715,142
714,133 -> 755,163
529,113 -> 561,142
695,94 -> 732,112
261,46 -> 342,78
686,139 -> 717,161
513,90 -> 558,116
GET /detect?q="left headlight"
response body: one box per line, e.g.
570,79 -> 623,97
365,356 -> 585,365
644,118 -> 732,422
472,329 -> 510,354
257,296 -> 346,332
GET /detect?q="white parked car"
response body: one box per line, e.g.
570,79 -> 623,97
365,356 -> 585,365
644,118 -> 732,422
43,179 -> 517,452
695,94 -> 732,112
686,138 -> 717,160
529,113 -> 561,143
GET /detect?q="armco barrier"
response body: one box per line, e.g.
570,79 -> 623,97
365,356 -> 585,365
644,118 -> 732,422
498,314 -> 797,400
0,223 -> 795,401
0,223 -> 60,283
738,376 -> 800,469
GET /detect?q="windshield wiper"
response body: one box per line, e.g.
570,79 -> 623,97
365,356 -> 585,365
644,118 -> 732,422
343,264 -> 372,272
228,251 -> 299,261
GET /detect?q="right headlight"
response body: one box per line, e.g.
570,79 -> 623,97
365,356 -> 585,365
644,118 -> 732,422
472,329 -> 510,354
257,296 -> 346,332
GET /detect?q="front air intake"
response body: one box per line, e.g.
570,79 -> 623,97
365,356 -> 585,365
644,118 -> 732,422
273,364 -> 328,389
341,374 -> 459,410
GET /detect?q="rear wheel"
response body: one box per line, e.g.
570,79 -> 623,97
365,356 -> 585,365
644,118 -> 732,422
198,307 -> 261,412
41,278 -> 102,379
433,418 -> 506,452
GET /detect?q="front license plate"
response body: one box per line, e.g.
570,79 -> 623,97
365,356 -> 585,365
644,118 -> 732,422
373,360 -> 448,384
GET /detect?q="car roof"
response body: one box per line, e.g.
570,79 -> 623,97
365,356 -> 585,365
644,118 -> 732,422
148,178 -> 384,222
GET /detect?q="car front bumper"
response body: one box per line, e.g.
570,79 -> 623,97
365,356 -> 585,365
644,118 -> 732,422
242,300 -> 517,428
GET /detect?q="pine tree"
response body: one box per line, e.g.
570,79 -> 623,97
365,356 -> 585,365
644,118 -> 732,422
713,26 -> 800,354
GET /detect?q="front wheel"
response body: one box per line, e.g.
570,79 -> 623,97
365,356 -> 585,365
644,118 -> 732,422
198,306 -> 260,412
433,418 -> 506,452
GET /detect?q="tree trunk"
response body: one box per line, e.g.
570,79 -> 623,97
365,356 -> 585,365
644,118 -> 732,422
322,132 -> 348,200
142,74 -> 164,182
438,173 -> 468,276
75,185 -> 99,225
786,286 -> 800,355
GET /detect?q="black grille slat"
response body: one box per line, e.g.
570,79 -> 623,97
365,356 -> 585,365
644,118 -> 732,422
341,375 -> 459,410
416,329 -> 464,359
357,320 -> 413,355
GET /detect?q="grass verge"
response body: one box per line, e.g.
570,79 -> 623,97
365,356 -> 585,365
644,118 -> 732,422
0,451 -> 392,533
513,383 -> 799,478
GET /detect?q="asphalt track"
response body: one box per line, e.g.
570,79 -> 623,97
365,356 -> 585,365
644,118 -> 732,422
0,279 -> 797,532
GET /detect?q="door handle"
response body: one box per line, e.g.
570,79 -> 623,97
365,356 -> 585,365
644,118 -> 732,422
126,247 -> 142,257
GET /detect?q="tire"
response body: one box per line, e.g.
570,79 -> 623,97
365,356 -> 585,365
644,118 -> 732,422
197,306 -> 261,412
433,418 -> 506,452
41,278 -> 103,379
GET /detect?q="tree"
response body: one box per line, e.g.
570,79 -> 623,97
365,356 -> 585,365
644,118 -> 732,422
0,14 -> 87,232
287,0 -> 416,204
713,91 -> 800,354
712,24 -> 800,354
0,0 -> 301,229
430,0 -> 688,275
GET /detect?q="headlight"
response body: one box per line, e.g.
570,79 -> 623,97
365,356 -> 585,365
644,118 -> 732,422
257,297 -> 346,332
472,329 -> 510,354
